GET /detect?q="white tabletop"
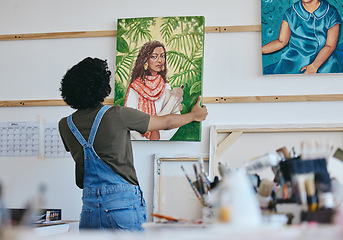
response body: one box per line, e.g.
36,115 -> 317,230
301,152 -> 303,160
3,222 -> 343,240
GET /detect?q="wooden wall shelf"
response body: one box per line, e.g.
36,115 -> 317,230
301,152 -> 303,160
0,25 -> 261,41
1,94 -> 343,107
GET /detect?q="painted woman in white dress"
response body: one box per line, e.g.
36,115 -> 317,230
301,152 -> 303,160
125,41 -> 183,140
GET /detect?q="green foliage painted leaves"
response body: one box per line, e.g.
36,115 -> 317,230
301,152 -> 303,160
116,37 -> 130,53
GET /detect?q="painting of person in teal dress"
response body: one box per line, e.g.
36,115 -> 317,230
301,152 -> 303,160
261,0 -> 343,75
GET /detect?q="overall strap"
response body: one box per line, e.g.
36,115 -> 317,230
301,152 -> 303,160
67,105 -> 111,148
87,105 -> 111,145
67,114 -> 87,147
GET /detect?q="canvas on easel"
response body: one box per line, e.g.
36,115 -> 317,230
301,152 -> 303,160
152,154 -> 209,221
114,16 -> 205,141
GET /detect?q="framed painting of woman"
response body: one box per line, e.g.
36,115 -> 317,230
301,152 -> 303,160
114,16 -> 205,141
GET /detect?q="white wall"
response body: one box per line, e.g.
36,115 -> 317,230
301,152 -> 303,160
0,0 -> 343,221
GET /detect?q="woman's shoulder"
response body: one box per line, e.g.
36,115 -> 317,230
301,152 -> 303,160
108,105 -> 147,116
106,105 -> 150,127
105,105 -> 121,114
58,116 -> 68,130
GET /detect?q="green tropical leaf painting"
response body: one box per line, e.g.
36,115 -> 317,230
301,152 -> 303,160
114,16 -> 205,141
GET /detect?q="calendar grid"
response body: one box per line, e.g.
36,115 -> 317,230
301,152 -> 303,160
0,122 -> 39,156
44,123 -> 70,158
0,121 -> 70,158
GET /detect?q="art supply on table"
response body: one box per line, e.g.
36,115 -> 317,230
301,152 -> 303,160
222,168 -> 262,226
193,163 -> 204,194
205,167 -> 263,225
0,183 -> 10,235
217,174 -> 231,223
20,183 -> 47,226
327,149 -> 343,185
201,205 -> 215,224
317,187 -> 335,210
291,147 -> 298,158
214,141 -> 343,225
275,143 -> 339,223
245,147 -> 288,172
305,177 -> 318,212
282,182 -> 291,199
301,140 -> 333,161
218,162 -> 230,177
151,213 -> 185,222
333,148 -> 343,162
293,173 -> 312,211
180,166 -> 206,206
197,157 -> 211,192
282,158 -> 331,211
257,179 -> 275,209
210,176 -> 219,189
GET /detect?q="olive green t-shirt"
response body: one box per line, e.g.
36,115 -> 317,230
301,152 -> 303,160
58,104 -> 150,189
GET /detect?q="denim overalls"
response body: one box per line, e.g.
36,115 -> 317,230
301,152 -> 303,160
67,105 -> 146,231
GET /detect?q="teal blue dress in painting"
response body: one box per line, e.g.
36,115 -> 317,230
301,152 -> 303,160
272,0 -> 342,74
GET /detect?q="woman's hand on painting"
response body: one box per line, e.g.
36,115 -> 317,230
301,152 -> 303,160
190,96 -> 208,122
148,96 -> 207,132
301,64 -> 318,74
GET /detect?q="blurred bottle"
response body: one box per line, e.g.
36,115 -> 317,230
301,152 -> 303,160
211,168 -> 262,226
0,183 -> 10,237
20,184 -> 47,226
218,172 -> 231,223
245,147 -> 289,172
257,179 -> 275,210
228,168 -> 262,227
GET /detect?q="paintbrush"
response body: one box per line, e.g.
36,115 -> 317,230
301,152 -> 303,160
151,213 -> 185,222
305,178 -> 318,212
181,165 -> 206,206
198,157 -> 211,192
193,163 -> 203,194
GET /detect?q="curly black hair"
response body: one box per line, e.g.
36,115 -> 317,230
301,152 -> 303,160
60,57 -> 112,109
